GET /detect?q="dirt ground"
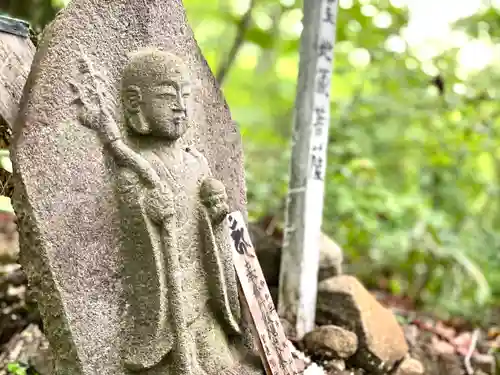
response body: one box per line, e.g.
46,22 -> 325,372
0,214 -> 499,375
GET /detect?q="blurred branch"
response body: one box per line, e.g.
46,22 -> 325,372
1,0 -> 60,31
215,0 -> 257,85
255,3 -> 282,74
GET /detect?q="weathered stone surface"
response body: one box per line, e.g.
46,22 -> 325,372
110,49 -> 256,374
249,224 -> 343,287
302,325 -> 358,359
11,1 -> 255,375
394,357 -> 425,375
316,275 -> 408,373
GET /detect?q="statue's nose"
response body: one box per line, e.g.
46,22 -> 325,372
176,92 -> 186,112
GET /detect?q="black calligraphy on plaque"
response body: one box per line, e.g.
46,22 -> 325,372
244,260 -> 262,299
261,334 -> 272,355
268,358 -> 277,371
244,260 -> 258,283
316,68 -> 330,96
313,106 -> 326,136
318,40 -> 333,62
266,301 -> 276,316
228,215 -> 253,256
277,346 -> 290,373
252,281 -> 262,299
275,342 -> 285,356
265,297 -> 276,315
281,352 -> 296,375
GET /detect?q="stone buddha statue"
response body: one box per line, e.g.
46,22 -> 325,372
97,48 -> 263,375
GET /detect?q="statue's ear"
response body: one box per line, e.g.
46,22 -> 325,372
123,85 -> 142,113
123,85 -> 150,134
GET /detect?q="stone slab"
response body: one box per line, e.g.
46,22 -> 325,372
11,1 -> 247,374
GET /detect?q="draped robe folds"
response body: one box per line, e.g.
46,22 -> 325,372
114,145 -> 242,372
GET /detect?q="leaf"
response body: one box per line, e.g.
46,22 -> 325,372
0,155 -> 12,173
7,362 -> 26,375
0,196 -> 14,213
0,149 -> 12,173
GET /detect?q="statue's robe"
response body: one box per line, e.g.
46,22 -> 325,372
114,145 -> 242,372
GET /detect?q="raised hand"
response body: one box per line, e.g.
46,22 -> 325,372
69,80 -> 101,129
70,51 -> 161,188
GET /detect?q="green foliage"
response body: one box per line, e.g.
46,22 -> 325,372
0,0 -> 60,31
186,0 -> 500,320
7,362 -> 39,375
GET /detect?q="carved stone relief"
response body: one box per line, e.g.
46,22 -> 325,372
70,47 -> 262,375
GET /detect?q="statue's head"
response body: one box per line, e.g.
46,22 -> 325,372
121,48 -> 191,140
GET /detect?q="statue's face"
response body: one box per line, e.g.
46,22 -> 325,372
122,50 -> 194,139
140,75 -> 191,139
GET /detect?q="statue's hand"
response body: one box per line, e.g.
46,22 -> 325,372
144,183 -> 175,224
70,80 -> 115,130
200,178 -> 229,225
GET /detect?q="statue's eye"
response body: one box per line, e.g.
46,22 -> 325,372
157,86 -> 177,97
182,86 -> 192,97
158,91 -> 176,98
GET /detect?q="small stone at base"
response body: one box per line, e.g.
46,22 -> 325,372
394,357 -> 424,375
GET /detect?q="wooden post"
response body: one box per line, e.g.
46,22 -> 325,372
278,0 -> 339,339
228,211 -> 297,375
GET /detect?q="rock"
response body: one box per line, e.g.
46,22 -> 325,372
316,275 -> 409,373
0,264 -> 41,347
395,357 -> 424,375
336,370 -> 364,375
410,333 -> 465,375
302,325 -> 358,359
0,324 -> 53,375
249,224 -> 343,287
322,359 -> 346,372
303,362 -> 326,375
318,233 -> 343,280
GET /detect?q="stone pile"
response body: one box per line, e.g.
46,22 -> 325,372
299,275 -> 424,375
